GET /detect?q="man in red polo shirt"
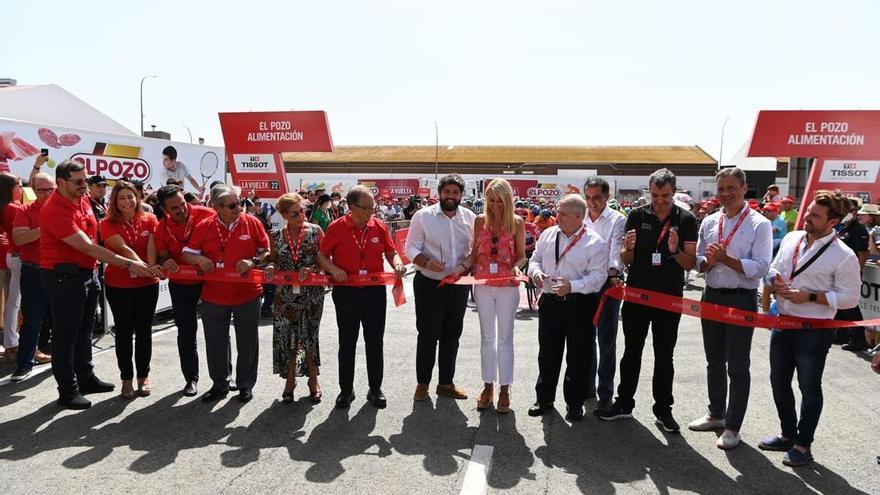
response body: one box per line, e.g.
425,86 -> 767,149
40,161 -> 154,410
318,185 -> 406,409
9,173 -> 54,382
154,185 -> 217,397
182,184 -> 269,403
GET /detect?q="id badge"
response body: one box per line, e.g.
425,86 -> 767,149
651,252 -> 662,266
359,269 -> 368,275
290,285 -> 301,295
489,262 -> 498,274
215,262 -> 225,269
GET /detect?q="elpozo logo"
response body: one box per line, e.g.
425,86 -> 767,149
527,183 -> 561,198
71,142 -> 151,181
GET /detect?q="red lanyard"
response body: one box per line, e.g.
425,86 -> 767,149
284,224 -> 306,266
655,219 -> 672,251
120,218 -> 141,247
215,217 -> 240,254
555,226 -> 587,267
165,216 -> 193,247
791,235 -> 805,275
718,205 -> 749,248
350,224 -> 371,269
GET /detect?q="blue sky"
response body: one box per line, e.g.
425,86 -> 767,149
6,0 -> 879,161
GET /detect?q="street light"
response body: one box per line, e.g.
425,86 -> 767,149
181,124 -> 193,143
718,117 -> 730,168
433,121 -> 439,180
139,75 -> 157,136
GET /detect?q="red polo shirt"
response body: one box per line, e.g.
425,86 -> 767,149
100,213 -> 159,288
155,205 -> 215,286
2,203 -> 23,255
40,191 -> 98,270
12,200 -> 44,265
184,214 -> 269,306
320,214 -> 396,275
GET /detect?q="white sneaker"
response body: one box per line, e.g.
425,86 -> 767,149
10,369 -> 32,382
716,429 -> 741,450
687,415 -> 726,431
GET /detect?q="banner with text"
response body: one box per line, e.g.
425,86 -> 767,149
359,179 -> 419,199
748,110 -> 880,159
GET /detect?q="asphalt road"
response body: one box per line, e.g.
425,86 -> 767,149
0,277 -> 878,495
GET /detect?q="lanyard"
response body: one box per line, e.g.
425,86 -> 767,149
655,219 -> 672,251
165,215 -> 193,247
214,216 -> 240,254
790,234 -> 835,280
120,217 -> 141,247
350,224 -> 371,269
717,205 -> 749,248
555,226 -> 587,267
284,224 -> 307,266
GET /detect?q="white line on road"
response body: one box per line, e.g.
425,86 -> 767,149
460,444 -> 494,495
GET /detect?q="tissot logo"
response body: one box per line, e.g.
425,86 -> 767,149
233,153 -> 278,174
818,160 -> 879,183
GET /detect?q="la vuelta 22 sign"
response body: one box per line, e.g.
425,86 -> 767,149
219,111 -> 334,199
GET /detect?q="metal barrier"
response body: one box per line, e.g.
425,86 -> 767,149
387,219 -> 411,236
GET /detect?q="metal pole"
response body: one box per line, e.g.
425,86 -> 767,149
718,117 -> 730,168
181,124 -> 193,143
433,121 -> 439,180
139,75 -> 157,137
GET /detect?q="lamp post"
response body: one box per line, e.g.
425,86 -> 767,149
139,75 -> 157,136
433,121 -> 439,180
718,117 -> 730,168
181,124 -> 193,143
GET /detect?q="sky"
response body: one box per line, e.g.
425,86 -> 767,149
5,0 -> 879,163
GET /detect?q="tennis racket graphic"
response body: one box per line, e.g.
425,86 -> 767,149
198,151 -> 219,194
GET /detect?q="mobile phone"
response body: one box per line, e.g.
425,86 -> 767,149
40,148 -> 49,157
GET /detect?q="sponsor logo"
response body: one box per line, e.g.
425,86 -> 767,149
527,184 -> 561,198
818,160 -> 880,183
239,235 -> 251,240
71,152 -> 151,181
233,154 -> 278,174
371,237 -> 379,243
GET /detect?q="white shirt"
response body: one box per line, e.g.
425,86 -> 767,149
583,205 -> 625,274
405,203 -> 476,280
696,203 -> 773,289
528,225 -> 608,295
765,230 -> 861,319
161,161 -> 191,183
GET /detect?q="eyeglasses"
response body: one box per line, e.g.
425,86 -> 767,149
61,178 -> 87,186
351,203 -> 374,211
35,187 -> 56,193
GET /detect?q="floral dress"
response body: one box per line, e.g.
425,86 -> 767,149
271,223 -> 325,377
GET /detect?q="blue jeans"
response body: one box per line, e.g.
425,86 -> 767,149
15,264 -> 50,373
589,290 -> 620,402
769,328 -> 834,449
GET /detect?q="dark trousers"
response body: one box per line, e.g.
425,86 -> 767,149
201,297 -> 261,392
332,286 -> 386,392
106,284 -> 160,381
41,267 -> 101,400
169,282 -> 203,383
616,301 -> 681,416
535,293 -> 598,408
413,272 -> 469,385
701,288 -> 757,432
835,306 -> 865,346
589,283 -> 620,402
769,328 -> 834,449
16,264 -> 50,372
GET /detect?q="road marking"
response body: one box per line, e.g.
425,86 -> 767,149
460,444 -> 494,495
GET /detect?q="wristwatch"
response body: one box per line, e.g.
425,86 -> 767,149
808,292 -> 817,302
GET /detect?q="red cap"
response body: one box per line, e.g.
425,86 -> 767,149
782,196 -> 794,203
763,204 -> 779,212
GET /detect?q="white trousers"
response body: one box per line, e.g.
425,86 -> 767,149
473,284 -> 519,386
4,253 -> 21,348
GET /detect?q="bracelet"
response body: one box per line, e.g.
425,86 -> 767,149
123,260 -> 133,271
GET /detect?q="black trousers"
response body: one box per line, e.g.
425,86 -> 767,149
535,293 -> 598,408
169,282 -> 203,383
106,284 -> 160,381
616,301 -> 682,416
41,267 -> 101,400
332,286 -> 386,393
413,272 -> 469,385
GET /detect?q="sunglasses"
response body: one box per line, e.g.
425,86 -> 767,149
61,178 -> 87,186
352,203 -> 374,211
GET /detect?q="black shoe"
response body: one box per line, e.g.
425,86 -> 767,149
565,405 -> 584,422
183,381 -> 198,397
367,389 -> 387,409
201,388 -> 229,402
528,402 -> 554,417
597,402 -> 633,421
593,398 -> 613,416
335,390 -> 356,409
238,389 -> 253,403
57,395 -> 92,410
655,413 -> 681,433
79,377 -> 115,394
842,342 -> 867,352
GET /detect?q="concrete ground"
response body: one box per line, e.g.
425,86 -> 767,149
0,277 -> 878,495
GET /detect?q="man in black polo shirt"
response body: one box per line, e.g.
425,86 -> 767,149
834,197 -> 869,351
598,168 -> 697,433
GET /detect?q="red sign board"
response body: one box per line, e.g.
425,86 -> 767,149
218,111 -> 333,199
748,110 -> 880,159
488,179 -> 538,198
359,179 -> 419,198
795,158 -> 880,228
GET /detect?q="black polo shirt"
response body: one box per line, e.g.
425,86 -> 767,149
624,203 -> 698,295
837,220 -> 869,254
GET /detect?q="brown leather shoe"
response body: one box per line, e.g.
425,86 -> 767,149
413,383 -> 429,401
34,350 -> 52,364
497,385 -> 511,414
476,383 -> 494,410
121,380 -> 135,400
436,383 -> 468,400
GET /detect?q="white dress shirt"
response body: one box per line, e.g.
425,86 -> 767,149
405,203 -> 476,280
528,225 -> 608,295
696,203 -> 773,289
765,230 -> 861,319
583,205 -> 625,274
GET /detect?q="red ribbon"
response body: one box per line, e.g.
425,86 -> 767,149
593,285 -> 880,330
167,266 -> 407,306
437,274 -> 529,287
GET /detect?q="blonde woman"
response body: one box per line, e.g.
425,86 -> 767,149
467,178 -> 526,413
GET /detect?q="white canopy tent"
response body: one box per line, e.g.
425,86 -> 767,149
0,84 -> 135,135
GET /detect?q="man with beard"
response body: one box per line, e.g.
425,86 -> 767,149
405,174 -> 476,402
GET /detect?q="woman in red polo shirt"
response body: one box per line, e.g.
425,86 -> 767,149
100,181 -> 162,399
0,172 -> 24,361
182,184 -> 269,403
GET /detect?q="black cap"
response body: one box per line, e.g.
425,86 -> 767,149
87,175 -> 108,186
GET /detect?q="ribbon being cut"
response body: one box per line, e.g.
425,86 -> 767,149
595,285 -> 880,330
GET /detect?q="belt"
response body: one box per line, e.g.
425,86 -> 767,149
706,287 -> 757,295
540,292 -> 588,303
21,261 -> 39,269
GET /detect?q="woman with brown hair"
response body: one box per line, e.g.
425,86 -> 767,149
466,178 -> 526,413
100,180 -> 162,399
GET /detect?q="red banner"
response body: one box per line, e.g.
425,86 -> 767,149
747,110 -> 880,160
218,111 -> 333,199
359,179 -> 419,199
393,228 -> 410,265
438,274 -> 529,287
793,158 -> 880,228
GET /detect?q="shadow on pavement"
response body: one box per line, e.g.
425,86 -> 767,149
388,396 -> 477,476
221,398 -> 314,468
486,410 -> 536,490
